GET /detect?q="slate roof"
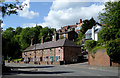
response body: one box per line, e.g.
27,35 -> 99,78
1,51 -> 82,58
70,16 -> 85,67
95,28 -> 102,33
24,39 -> 80,52
85,29 -> 92,34
58,30 -> 75,35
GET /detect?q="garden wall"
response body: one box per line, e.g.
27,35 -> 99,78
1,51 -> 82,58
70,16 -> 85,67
88,49 -> 110,66
88,49 -> 120,67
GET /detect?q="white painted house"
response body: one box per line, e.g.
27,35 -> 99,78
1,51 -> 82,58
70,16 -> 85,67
85,24 -> 102,41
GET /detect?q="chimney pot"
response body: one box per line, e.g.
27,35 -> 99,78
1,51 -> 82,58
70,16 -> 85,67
41,36 -> 44,43
80,19 -> 82,23
30,38 -> 33,46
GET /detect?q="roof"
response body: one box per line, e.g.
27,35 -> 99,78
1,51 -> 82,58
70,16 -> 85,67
95,28 -> 102,33
24,39 -> 80,52
85,29 -> 92,34
57,25 -> 77,32
58,30 -> 76,35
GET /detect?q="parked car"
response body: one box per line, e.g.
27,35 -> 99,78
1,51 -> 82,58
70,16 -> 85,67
81,51 -> 88,55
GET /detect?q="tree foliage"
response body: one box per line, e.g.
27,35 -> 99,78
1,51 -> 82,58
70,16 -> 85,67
98,1 -> 120,29
98,27 -> 118,42
76,18 -> 96,45
1,1 -> 27,17
2,26 -> 54,59
98,1 -> 120,61
81,17 -> 96,34
85,40 -> 96,52
2,27 -> 21,59
106,38 -> 120,61
39,27 -> 54,42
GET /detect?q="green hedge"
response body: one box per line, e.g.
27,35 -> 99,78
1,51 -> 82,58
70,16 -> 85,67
106,38 -> 120,61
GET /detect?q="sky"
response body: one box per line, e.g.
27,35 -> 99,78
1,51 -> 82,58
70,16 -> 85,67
1,0 -> 115,30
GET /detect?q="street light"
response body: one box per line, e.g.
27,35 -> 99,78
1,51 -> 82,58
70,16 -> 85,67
34,42 -> 37,64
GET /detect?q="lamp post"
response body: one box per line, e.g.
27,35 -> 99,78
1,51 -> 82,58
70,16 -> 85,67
34,42 -> 36,64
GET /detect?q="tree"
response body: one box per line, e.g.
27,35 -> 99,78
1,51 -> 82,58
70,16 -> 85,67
106,38 -> 120,61
1,0 -> 27,59
39,27 -> 54,42
98,27 -> 118,42
98,1 -> 120,61
81,17 -> 96,34
98,1 -> 120,42
76,18 -> 96,45
19,27 -> 35,50
1,0 -> 27,17
2,27 -> 21,59
98,1 -> 120,29
32,25 -> 42,44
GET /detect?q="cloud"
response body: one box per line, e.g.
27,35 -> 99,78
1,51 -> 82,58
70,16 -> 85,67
40,1 -> 105,30
22,23 -> 36,28
1,23 -> 5,27
18,0 -> 39,19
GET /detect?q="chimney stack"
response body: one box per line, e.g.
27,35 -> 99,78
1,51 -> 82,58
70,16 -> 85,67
41,36 -> 44,43
54,29 -> 56,33
80,19 -> 82,23
30,38 -> 33,46
76,23 -> 79,25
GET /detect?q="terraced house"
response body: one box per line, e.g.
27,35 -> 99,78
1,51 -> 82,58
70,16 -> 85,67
22,39 -> 81,65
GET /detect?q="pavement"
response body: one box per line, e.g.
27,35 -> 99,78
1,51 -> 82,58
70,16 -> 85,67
2,62 -> 119,76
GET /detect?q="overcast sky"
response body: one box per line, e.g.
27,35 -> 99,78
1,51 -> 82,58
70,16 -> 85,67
1,0 -> 114,30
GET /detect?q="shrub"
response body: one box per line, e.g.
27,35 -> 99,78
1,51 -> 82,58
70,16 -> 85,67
106,38 -> 120,61
115,29 -> 120,38
92,46 -> 105,54
85,40 -> 96,51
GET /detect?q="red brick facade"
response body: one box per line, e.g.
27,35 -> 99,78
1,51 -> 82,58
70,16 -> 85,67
22,46 -> 81,65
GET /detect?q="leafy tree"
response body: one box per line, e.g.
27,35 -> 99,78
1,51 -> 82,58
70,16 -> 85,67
81,17 -> 96,34
1,0 -> 27,17
15,27 -> 22,35
32,25 -> 42,44
39,27 -> 54,42
106,38 -> 120,61
98,1 -> 120,42
98,1 -> 120,29
98,1 -> 120,62
2,27 -> 21,59
98,27 -> 118,42
76,18 -> 96,45
77,32 -> 84,40
115,29 -> 120,38
19,27 -> 34,50
85,40 -> 96,52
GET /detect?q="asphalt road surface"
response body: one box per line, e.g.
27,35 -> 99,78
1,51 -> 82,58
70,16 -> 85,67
2,62 -> 119,77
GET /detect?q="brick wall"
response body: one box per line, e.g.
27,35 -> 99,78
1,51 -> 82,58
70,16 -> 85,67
22,47 -> 64,65
64,46 -> 81,63
88,49 -> 110,66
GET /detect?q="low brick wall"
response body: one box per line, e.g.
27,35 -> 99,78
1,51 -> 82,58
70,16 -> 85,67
88,49 -> 120,67
111,61 -> 120,67
88,49 -> 110,66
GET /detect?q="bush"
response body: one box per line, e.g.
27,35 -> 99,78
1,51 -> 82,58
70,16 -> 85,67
98,27 -> 118,42
92,46 -> 105,54
115,29 -> 120,38
85,40 -> 96,51
106,38 -> 120,61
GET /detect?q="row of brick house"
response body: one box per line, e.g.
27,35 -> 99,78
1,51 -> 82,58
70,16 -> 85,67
22,26 -> 81,65
57,19 -> 83,34
22,39 -> 81,65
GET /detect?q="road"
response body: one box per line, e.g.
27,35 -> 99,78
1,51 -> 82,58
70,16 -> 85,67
2,62 -> 119,77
